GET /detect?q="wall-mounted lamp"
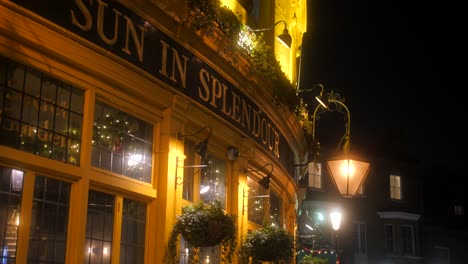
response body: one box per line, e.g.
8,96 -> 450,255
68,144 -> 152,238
175,156 -> 208,188
251,20 -> 292,49
178,126 -> 212,162
298,85 -> 371,197
246,163 -> 274,190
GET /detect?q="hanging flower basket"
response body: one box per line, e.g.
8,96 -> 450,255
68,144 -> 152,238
165,200 -> 237,263
239,225 -> 294,264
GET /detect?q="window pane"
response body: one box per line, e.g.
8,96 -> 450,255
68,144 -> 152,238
41,77 -> 56,103
0,167 -> 24,263
270,191 -> 282,227
22,95 -> 39,125
390,175 -> 402,200
70,87 -> 84,114
24,68 -> 41,97
19,124 -> 37,154
385,224 -> 395,254
92,101 -> 153,183
400,226 -> 414,256
57,82 -> 70,109
200,155 -> 226,207
247,177 -> 267,225
0,56 -> 84,165
7,61 -> 24,91
85,191 -> 114,264
28,176 -> 71,263
4,88 -> 22,119
54,107 -> 69,134
0,118 -> 20,148
120,199 -> 146,264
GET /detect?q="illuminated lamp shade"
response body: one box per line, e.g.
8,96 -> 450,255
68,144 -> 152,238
276,28 -> 292,49
251,20 -> 292,49
330,210 -> 342,231
327,156 -> 370,197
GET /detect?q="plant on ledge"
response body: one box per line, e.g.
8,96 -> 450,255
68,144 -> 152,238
238,224 -> 294,264
185,0 -> 299,111
164,200 -> 237,264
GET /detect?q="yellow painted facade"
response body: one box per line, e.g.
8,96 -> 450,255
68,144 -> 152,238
0,0 -> 308,263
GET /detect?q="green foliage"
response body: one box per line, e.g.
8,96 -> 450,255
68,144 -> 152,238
186,0 -> 299,111
238,225 -> 294,264
164,200 -> 237,264
299,254 -> 329,264
187,0 -> 242,40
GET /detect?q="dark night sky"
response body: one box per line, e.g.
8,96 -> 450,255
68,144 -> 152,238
300,0 -> 466,183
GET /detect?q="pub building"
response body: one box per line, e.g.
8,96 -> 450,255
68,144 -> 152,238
0,0 -> 308,263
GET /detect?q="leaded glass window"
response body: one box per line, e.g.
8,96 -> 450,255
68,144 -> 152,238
92,101 -> 153,183
85,191 -> 114,264
28,176 -> 71,263
120,199 -> 146,264
199,155 -> 226,207
0,56 -> 84,165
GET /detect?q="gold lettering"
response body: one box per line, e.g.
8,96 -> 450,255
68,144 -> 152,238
231,92 -> 241,123
122,15 -> 146,62
96,0 -> 122,45
159,41 -> 188,88
251,109 -> 260,137
198,68 -> 210,102
240,99 -> 251,130
221,85 -> 232,116
210,77 -> 223,108
260,118 -> 269,145
170,47 -> 188,88
273,129 -> 280,158
159,40 -> 170,78
71,0 -> 92,31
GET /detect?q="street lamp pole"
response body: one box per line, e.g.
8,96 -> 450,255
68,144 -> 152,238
330,210 -> 342,264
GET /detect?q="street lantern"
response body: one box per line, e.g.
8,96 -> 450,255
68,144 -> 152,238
330,210 -> 342,231
310,85 -> 371,197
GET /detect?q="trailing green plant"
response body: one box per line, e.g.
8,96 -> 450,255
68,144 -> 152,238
238,224 -> 294,264
186,0 -> 242,40
186,0 -> 299,111
164,200 -> 237,264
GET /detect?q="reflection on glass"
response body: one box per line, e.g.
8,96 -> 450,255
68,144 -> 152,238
92,101 -> 153,183
269,191 -> 282,227
120,199 -> 146,264
0,56 -> 84,165
200,155 -> 226,208
85,191 -> 114,264
28,176 -> 71,262
247,177 -> 268,225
